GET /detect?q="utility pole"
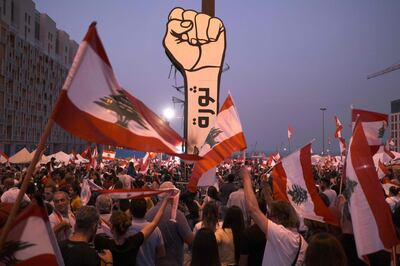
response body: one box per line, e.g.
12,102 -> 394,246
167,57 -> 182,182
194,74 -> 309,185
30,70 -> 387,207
320,107 -> 327,155
202,0 -> 215,16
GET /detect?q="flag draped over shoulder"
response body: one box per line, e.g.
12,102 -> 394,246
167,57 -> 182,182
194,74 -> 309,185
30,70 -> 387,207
52,22 -> 194,160
271,143 -> 338,225
187,94 -> 247,192
345,119 -> 398,258
1,203 -> 64,266
351,108 -> 388,155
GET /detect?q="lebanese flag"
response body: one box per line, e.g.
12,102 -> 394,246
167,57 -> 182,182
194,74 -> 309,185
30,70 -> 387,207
345,119 -> 398,258
81,178 -> 103,205
52,23 -> 195,160
187,94 -> 247,192
267,154 -> 276,168
0,151 -> 8,163
102,150 -> 116,161
377,160 -> 389,179
335,116 -> 343,138
139,152 -> 156,174
270,143 -> 338,225
288,127 -> 293,139
95,188 -> 180,221
334,116 -> 346,156
1,203 -> 64,266
90,146 -> 98,169
80,146 -> 91,159
351,108 -> 388,155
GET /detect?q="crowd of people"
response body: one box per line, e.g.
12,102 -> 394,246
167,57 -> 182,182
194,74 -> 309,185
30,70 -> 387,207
0,155 -> 399,266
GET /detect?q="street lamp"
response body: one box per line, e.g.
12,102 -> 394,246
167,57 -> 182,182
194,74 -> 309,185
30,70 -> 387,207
163,107 -> 175,121
320,107 -> 327,155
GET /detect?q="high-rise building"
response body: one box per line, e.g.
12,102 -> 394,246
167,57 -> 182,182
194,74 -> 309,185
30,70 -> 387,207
0,0 -> 86,156
390,99 -> 400,152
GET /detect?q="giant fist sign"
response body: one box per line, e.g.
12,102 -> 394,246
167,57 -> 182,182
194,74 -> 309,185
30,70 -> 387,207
164,7 -> 226,154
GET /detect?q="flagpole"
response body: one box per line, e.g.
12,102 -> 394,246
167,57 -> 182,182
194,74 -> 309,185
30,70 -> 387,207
0,117 -> 57,249
0,75 -> 70,250
338,114 -> 360,196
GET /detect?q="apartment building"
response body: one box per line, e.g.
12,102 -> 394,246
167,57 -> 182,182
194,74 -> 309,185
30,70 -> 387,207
0,0 -> 85,155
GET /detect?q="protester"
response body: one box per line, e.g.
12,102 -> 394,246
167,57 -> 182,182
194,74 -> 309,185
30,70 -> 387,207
386,186 -> 400,212
59,206 -> 113,266
319,178 -> 337,207
193,201 -> 221,234
95,193 -> 113,237
242,167 -> 308,266
227,181 -> 248,225
95,196 -> 169,266
49,191 -> 76,242
305,232 -> 347,266
128,198 -> 165,266
145,181 -> 194,266
189,228 -> 221,266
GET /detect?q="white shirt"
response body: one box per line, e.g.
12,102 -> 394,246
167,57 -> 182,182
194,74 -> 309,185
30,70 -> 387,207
323,188 -> 337,207
227,188 -> 248,223
193,221 -> 223,235
49,210 -> 76,242
262,220 -> 308,266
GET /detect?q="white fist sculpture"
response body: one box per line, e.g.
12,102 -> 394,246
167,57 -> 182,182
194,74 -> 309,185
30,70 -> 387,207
164,7 -> 226,72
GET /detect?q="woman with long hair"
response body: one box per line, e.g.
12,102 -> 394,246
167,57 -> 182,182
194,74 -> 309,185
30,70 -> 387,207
215,206 -> 245,265
190,228 -> 221,266
305,232 -> 347,266
94,197 -> 168,266
193,202 -> 221,235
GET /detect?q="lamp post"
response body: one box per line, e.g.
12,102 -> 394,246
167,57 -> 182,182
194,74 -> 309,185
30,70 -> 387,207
320,107 -> 327,155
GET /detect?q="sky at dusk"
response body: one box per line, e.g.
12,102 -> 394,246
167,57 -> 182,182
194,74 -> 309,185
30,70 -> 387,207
35,1 -> 400,155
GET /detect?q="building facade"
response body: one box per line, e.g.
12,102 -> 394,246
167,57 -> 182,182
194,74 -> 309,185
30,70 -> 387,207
390,99 -> 400,152
0,0 -> 86,156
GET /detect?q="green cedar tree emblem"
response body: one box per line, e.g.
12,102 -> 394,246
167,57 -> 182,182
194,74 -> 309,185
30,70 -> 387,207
94,90 -> 148,130
205,127 -> 223,148
343,179 -> 358,201
288,184 -> 308,205
0,240 -> 35,265
378,122 -> 385,139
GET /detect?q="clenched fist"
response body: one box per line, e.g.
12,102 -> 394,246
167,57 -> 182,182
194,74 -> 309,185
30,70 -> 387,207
164,7 -> 226,72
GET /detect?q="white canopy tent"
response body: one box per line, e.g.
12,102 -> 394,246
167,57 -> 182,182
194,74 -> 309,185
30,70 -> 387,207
8,148 -> 32,164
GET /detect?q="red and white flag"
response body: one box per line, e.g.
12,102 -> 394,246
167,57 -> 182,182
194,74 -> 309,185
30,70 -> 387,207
90,146 -> 98,169
52,23 -> 195,160
80,146 -> 91,159
273,152 -> 281,161
188,94 -> 247,192
139,152 -> 156,174
345,119 -> 398,258
1,203 -> 64,266
287,127 -> 293,139
271,143 -> 338,225
334,116 -> 346,156
102,150 -> 116,161
351,108 -> 388,155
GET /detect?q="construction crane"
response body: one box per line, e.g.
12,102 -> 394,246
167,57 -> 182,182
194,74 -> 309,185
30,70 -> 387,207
367,62 -> 400,79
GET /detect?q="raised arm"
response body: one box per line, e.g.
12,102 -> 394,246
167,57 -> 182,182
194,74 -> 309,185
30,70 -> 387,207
260,173 -> 273,210
141,197 -> 168,239
241,167 -> 269,234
